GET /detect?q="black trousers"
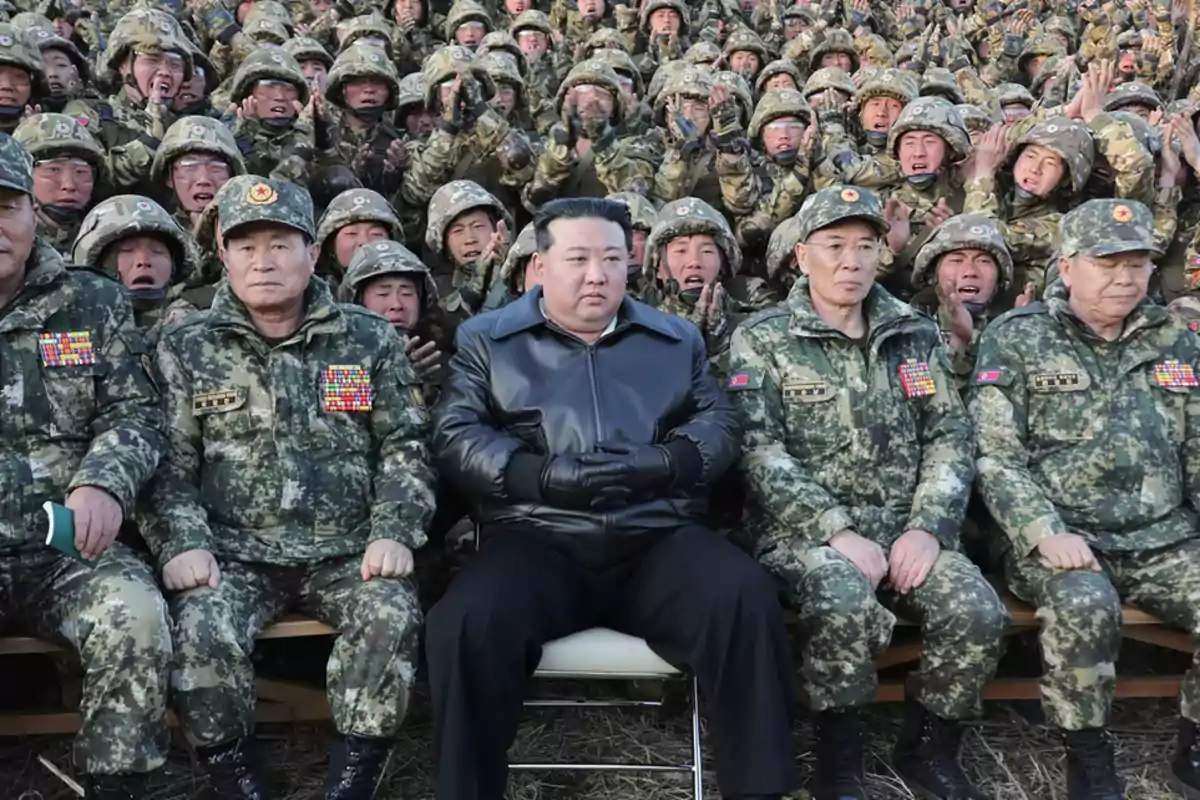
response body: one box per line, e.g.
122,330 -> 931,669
425,525 -> 797,800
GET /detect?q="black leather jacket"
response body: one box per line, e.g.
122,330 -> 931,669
432,288 -> 742,568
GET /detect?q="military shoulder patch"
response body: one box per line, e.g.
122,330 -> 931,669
193,387 -> 244,414
323,365 -> 373,412
897,358 -> 936,399
1153,360 -> 1198,388
39,331 -> 95,367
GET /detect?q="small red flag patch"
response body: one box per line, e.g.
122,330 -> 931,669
1190,320 -> 1199,332
975,369 -> 1001,383
728,373 -> 749,388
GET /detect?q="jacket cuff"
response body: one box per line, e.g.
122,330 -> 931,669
504,452 -> 546,503
809,505 -> 856,546
156,527 -> 215,570
1017,513 -> 1064,556
905,513 -> 961,551
663,438 -> 703,491
66,474 -> 134,520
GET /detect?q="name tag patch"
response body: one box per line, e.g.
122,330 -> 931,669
193,388 -> 242,413
40,331 -> 94,367
323,365 -> 373,412
1032,372 -> 1082,390
782,381 -> 828,399
898,359 -> 936,399
1154,360 -> 1198,388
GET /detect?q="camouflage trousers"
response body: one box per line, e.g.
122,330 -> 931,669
169,555 -> 422,746
764,543 -> 1008,718
0,544 -> 171,775
1006,537 -> 1200,730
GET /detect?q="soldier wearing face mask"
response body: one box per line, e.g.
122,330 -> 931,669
224,49 -> 318,186
25,24 -> 88,113
13,113 -> 106,256
854,69 -> 918,156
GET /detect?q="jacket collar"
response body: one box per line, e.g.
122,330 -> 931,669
1044,278 -> 1167,343
206,277 -> 346,342
489,286 -> 682,342
786,277 -> 920,339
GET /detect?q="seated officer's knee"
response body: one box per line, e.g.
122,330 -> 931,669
1041,570 -> 1121,633
83,572 -> 171,655
801,559 -> 876,620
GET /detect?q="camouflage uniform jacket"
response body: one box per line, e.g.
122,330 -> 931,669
723,152 -> 811,253
525,135 -> 656,204
652,137 -> 740,215
969,281 -> 1200,556
144,278 -> 435,568
0,244 -> 164,551
400,110 -> 523,211
882,173 -> 966,285
36,213 -> 83,258
232,117 -> 314,186
727,278 -> 974,553
962,178 -> 1060,297
332,118 -> 407,197
911,286 -> 992,395
68,90 -> 173,194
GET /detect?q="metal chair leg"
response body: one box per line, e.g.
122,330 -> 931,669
690,674 -> 703,800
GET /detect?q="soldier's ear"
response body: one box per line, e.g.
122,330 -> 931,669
306,241 -> 320,272
794,242 -> 810,276
1057,254 -> 1072,288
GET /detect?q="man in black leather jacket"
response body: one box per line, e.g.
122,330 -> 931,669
427,197 -> 796,800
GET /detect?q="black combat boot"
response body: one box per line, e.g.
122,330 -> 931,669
814,707 -> 867,800
83,772 -> 151,799
197,736 -> 270,799
892,698 -> 986,799
324,734 -> 393,800
1170,718 -> 1200,798
1063,728 -> 1123,800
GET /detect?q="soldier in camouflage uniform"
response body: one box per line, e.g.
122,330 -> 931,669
525,58 -> 656,204
607,189 -> 656,292
481,219 -> 535,311
13,112 -> 105,256
314,186 -> 404,280
727,185 -> 1005,800
143,176 -> 434,800
25,23 -> 90,113
151,114 -> 245,237
444,0 -> 491,50
969,198 -> 1200,800
0,132 -> 171,800
425,178 -> 513,326
0,23 -> 48,134
284,34 -> 334,96
722,27 -> 768,85
324,42 -> 408,196
71,194 -> 205,347
510,9 -> 560,130
224,48 -> 317,186
396,71 -> 434,143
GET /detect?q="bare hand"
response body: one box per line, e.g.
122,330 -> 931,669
1037,533 -> 1102,571
238,95 -> 260,120
888,529 -> 940,594
883,196 -> 912,254
162,549 -> 221,591
1014,281 -> 1037,307
361,539 -> 415,580
829,529 -> 889,589
404,336 -> 441,380
926,197 -> 954,228
482,220 -> 510,264
65,486 -> 123,562
968,125 -> 1010,180
937,285 -> 975,352
384,139 -> 407,173
1161,116 -> 1183,187
708,83 -> 731,110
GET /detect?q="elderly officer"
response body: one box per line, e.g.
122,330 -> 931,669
143,176 -> 435,800
970,198 -> 1200,800
427,196 -> 796,800
727,186 -> 1006,800
0,135 -> 170,799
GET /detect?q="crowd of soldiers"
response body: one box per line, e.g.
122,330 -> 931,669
1,0 -> 1200,797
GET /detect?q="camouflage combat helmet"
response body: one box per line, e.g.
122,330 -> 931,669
857,67 -> 916,105
1044,15 -> 1077,49
795,185 -> 888,241
644,197 -> 742,282
912,213 -> 1013,290
1116,29 -> 1142,50
13,112 -> 103,173
639,0 -> 688,37
396,71 -> 425,115
809,28 -> 858,74
749,89 -> 812,140
995,82 -> 1034,109
497,221 -> 535,292
646,58 -> 689,103
593,47 -> 643,95
1103,81 -> 1163,113
894,42 -> 920,70
25,24 -> 88,85
243,0 -> 293,34
682,40 -> 721,68
1109,110 -> 1160,154
72,194 -> 196,281
9,11 -> 51,29
555,58 -> 626,124
0,24 -> 47,96
150,115 -> 246,185
245,15 -> 289,45
509,8 -> 551,36
230,48 -> 309,105
316,188 -> 404,254
102,8 -> 193,77
1029,54 -> 1072,99
340,238 -> 438,308
480,51 -> 524,101
782,3 -> 816,25
887,97 -> 970,163
284,36 -> 334,69
187,43 -> 221,95
711,70 -> 753,125
1060,198 -> 1161,257
765,211 -> 802,280
423,45 -> 494,108
443,0 -> 492,40
754,59 -> 802,95
957,103 -> 1002,134
803,66 -> 857,99
582,27 -> 628,57
327,42 -> 400,110
478,31 -> 528,76
1011,116 -> 1095,195
337,13 -> 396,56
855,33 -> 894,68
1017,33 -> 1065,75
424,179 -> 513,258
920,67 -> 963,104
723,27 -> 768,62
607,191 -> 657,232
653,65 -> 713,125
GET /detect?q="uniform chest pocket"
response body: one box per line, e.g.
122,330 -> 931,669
306,365 -> 376,453
782,381 -> 852,458
40,362 -> 103,438
1150,384 -> 1192,446
194,387 -> 258,461
1027,371 -> 1096,445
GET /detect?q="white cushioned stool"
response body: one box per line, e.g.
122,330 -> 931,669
509,627 -> 704,800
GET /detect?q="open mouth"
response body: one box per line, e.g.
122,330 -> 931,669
682,275 -> 706,287
152,79 -> 172,95
957,285 -> 982,299
462,249 -> 481,260
192,191 -> 214,204
910,162 -> 929,173
1019,177 -> 1040,193
268,103 -> 289,115
179,91 -> 199,104
870,122 -> 889,131
356,96 -> 381,107
129,274 -> 158,288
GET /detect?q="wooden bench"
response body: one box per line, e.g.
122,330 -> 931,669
0,616 -> 338,736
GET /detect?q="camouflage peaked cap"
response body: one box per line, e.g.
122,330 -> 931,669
795,185 -> 888,241
803,66 -> 856,99
711,70 -> 753,124
857,67 -> 916,105
749,89 -> 811,139
0,133 -> 33,195
607,191 -> 658,231
995,82 -> 1034,108
809,28 -> 858,74
316,187 -> 403,251
956,103 -> 1002,134
396,71 -> 425,112
754,59 -> 802,94
340,238 -> 436,306
1060,199 -> 1161,258
0,23 -> 46,90
498,221 -> 536,292
683,40 -> 722,67
423,45 -> 493,107
1103,81 -> 1163,112
424,179 -> 512,256
640,0 -> 688,36
887,97 -> 970,163
151,115 -> 246,184
444,0 -> 492,39
765,212 -> 802,280
583,27 -> 629,57
920,67 -> 963,104
723,27 -> 768,60
327,42 -> 400,110
231,48 -> 309,104
217,176 -> 315,242
644,197 -> 742,282
72,195 -> 196,280
593,48 -> 643,95
103,9 -> 193,76
13,112 -> 103,168
283,36 -> 334,68
1013,116 -> 1095,194
912,213 -> 1013,290
556,59 -> 625,122
479,31 -> 528,76
25,24 -> 88,84
509,9 -> 551,36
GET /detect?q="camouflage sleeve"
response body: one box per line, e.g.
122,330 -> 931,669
106,140 -> 159,192
1079,20 -> 1117,66
735,168 -> 809,250
524,136 -> 573,208
400,128 -> 458,209
905,343 -> 975,547
369,329 -> 436,550
715,148 -> 761,218
494,128 -> 537,188
1153,185 -> 1182,254
142,329 -> 216,566
1183,223 -> 1200,296
961,173 -> 1002,219
830,151 -> 902,189
67,290 -> 165,516
594,139 -> 655,195
968,321 -> 1067,555
652,146 -> 695,204
1089,112 -> 1155,204
726,320 -> 858,546
954,67 -> 998,115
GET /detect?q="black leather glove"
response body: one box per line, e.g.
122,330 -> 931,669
540,453 -> 632,510
594,442 -> 674,494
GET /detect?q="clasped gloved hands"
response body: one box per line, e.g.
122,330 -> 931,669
539,443 -> 677,510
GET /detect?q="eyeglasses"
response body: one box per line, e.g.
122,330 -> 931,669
764,120 -> 806,133
173,156 -> 231,178
135,50 -> 186,74
34,158 -> 94,182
